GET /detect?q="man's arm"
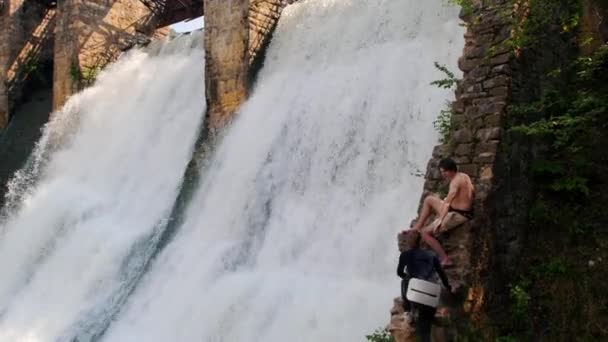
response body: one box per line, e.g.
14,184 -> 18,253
437,176 -> 461,225
397,252 -> 408,279
433,256 -> 451,290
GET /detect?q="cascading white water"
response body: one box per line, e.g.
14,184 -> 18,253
104,1 -> 464,341
0,33 -> 205,341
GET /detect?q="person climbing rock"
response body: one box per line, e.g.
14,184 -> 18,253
410,158 -> 475,267
396,230 -> 452,342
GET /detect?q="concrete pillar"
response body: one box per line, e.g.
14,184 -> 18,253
0,4 -> 9,129
204,0 -> 251,130
53,0 -> 166,110
0,0 -> 24,129
204,0 -> 295,131
52,0 -> 78,111
0,0 -> 55,129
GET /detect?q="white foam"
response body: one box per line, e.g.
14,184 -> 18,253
0,33 -> 205,341
105,1 -> 464,341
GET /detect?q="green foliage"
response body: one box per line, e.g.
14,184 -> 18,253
449,321 -> 494,342
507,242 -> 607,340
528,197 -> 553,226
69,62 -> 104,87
434,106 -> 453,144
446,0 -> 475,16
531,258 -> 572,279
576,43 -> 608,80
504,39 -> 608,341
17,56 -> 45,83
450,0 -> 581,54
512,44 -> 608,201
69,63 -> 81,84
506,279 -> 535,339
365,328 -> 395,342
528,159 -> 590,196
461,2 -> 608,340
430,62 -> 460,90
21,57 -> 39,75
507,0 -> 581,50
80,66 -> 100,86
430,63 -> 461,144
549,175 -> 589,195
510,283 -> 531,322
495,336 -> 518,342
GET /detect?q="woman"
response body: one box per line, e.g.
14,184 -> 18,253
397,230 -> 452,342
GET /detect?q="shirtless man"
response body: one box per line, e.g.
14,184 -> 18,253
411,158 -> 475,267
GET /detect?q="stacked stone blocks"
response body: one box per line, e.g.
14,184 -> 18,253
389,1 -> 516,341
424,0 -> 513,325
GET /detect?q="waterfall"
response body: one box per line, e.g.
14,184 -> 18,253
0,33 -> 205,341
103,0 -> 464,341
0,0 -> 464,340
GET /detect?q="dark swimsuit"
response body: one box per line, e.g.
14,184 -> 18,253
448,206 -> 474,220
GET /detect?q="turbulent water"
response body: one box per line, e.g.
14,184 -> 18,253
103,0 -> 464,341
0,33 -> 205,341
0,0 -> 463,340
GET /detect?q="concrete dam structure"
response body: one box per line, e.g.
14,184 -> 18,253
0,0 -> 294,130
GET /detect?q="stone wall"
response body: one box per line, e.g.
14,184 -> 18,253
0,0 -> 55,129
423,0 -> 513,320
389,1 -> 515,340
396,0 -> 606,338
53,0 -> 166,110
